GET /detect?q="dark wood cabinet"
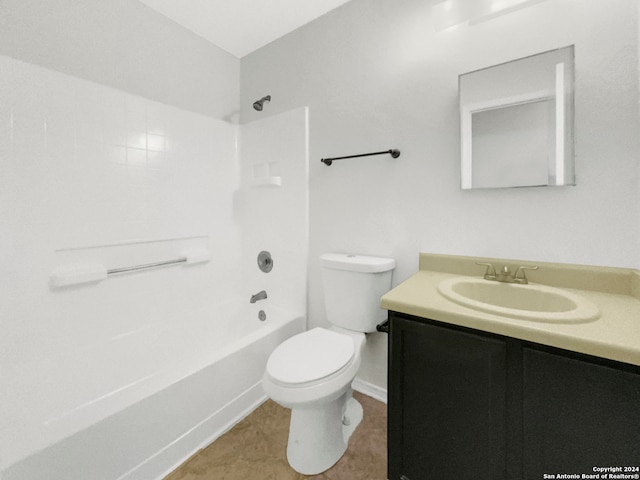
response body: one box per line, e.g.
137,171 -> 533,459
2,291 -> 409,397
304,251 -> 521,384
388,311 -> 640,480
388,314 -> 510,480
522,346 -> 640,478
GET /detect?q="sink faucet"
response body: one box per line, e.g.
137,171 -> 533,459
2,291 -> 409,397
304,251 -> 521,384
475,262 -> 538,284
250,290 -> 268,303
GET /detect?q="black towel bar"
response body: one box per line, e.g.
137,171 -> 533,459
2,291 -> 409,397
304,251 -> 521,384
321,149 -> 400,166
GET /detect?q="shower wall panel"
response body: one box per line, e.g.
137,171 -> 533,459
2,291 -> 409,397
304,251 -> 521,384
238,107 -> 309,319
0,54 -> 241,469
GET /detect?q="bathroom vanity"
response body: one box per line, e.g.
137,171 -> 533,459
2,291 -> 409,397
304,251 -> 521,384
381,254 -> 640,480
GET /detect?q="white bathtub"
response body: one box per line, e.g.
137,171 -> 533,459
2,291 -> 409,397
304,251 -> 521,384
3,302 -> 305,480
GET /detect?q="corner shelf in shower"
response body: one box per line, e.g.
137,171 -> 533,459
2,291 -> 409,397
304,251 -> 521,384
250,176 -> 282,187
249,161 -> 282,187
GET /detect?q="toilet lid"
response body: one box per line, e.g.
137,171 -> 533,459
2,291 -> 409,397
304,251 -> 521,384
266,328 -> 355,385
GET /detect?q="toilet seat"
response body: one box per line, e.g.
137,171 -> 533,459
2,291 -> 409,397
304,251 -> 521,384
266,328 -> 355,386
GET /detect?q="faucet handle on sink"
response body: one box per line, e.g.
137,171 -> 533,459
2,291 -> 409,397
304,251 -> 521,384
514,265 -> 539,284
475,261 -> 497,280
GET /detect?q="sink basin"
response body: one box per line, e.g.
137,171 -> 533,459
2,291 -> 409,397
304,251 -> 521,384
437,277 -> 600,323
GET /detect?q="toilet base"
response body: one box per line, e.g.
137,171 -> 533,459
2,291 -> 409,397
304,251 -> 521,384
286,389 -> 363,475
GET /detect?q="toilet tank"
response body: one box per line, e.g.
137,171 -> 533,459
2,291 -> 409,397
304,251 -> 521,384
320,253 -> 396,333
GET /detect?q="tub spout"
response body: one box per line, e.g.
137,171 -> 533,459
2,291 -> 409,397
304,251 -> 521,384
250,290 -> 268,303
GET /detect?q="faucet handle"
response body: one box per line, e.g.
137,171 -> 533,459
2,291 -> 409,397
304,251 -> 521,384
514,265 -> 539,284
475,261 -> 497,280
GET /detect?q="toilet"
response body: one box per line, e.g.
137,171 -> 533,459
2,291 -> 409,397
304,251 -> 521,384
262,253 -> 395,475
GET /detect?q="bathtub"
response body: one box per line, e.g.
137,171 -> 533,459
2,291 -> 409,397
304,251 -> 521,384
3,302 -> 305,480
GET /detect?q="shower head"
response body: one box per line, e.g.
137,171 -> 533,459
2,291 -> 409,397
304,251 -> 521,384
253,95 -> 271,111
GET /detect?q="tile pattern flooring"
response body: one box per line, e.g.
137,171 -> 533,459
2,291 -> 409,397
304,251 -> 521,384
165,391 -> 387,480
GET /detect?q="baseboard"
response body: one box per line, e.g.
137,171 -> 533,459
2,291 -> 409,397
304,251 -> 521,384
352,377 -> 387,404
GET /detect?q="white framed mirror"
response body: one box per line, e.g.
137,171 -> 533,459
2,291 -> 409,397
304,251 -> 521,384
459,46 -> 575,189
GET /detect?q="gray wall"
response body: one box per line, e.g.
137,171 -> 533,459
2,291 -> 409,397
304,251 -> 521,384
0,0 -> 239,119
240,0 -> 640,388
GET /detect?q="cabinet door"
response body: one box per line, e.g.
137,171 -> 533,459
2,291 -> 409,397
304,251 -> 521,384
523,346 -> 640,477
389,314 -> 508,480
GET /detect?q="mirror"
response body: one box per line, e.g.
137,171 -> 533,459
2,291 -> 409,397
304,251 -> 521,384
459,46 -> 575,189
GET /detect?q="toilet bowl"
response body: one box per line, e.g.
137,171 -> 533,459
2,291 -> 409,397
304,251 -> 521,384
262,327 -> 366,475
262,253 -> 395,475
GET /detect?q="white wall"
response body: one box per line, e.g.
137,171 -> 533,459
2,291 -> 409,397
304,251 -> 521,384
0,0 -> 239,119
240,0 -> 640,388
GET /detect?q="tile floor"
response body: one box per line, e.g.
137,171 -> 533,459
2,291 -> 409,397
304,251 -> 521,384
164,391 -> 387,480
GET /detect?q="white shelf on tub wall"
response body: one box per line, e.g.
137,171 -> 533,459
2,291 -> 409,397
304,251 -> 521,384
250,161 -> 282,187
251,176 -> 282,187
